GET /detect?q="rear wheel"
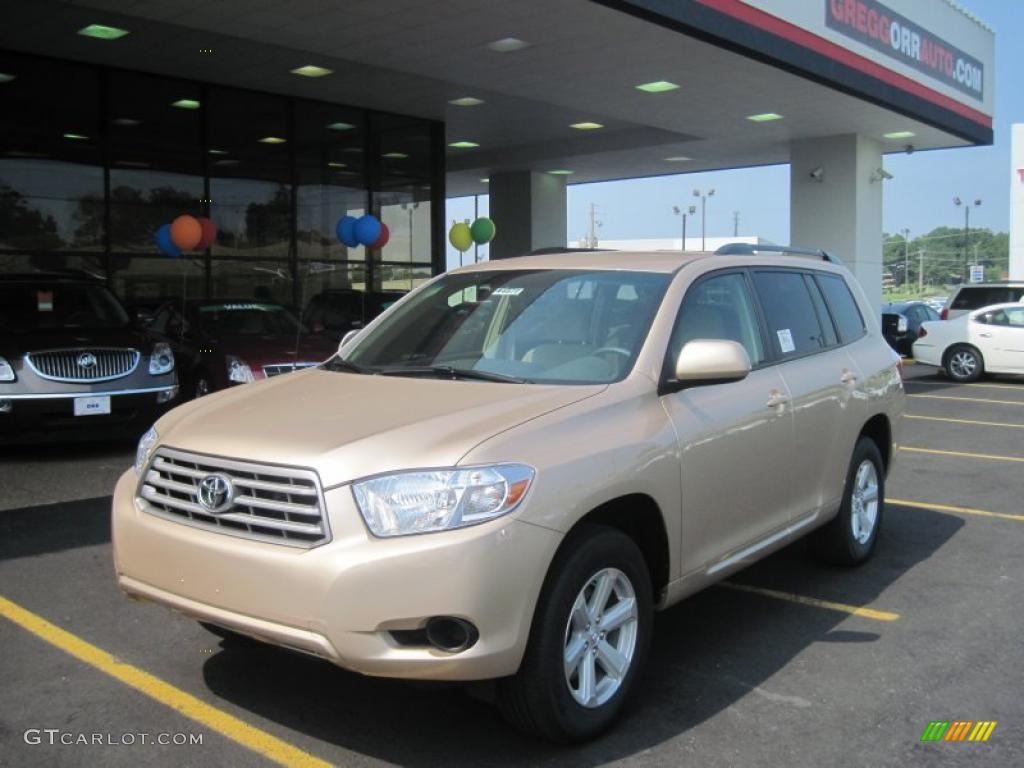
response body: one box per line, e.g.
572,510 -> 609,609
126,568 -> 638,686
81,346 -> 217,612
497,527 -> 652,742
944,344 -> 983,382
810,437 -> 884,565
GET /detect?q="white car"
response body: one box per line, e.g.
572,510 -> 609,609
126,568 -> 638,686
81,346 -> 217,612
913,302 -> 1024,382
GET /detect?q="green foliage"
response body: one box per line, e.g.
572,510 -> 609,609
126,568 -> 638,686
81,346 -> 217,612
883,226 -> 1009,293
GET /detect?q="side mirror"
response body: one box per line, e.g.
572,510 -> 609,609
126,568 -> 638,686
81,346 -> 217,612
338,329 -> 360,355
674,339 -> 751,385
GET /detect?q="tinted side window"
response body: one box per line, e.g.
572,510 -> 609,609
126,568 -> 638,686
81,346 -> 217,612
752,271 -> 826,358
668,272 -> 766,367
804,275 -> 838,347
816,274 -> 866,343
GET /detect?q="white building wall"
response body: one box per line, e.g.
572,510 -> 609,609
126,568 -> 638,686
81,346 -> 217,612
1011,124 -> 1024,280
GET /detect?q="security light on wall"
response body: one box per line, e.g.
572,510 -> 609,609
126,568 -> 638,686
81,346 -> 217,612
809,166 -> 824,182
870,167 -> 894,182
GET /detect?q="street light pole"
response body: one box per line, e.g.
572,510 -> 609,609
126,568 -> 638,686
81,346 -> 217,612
693,188 -> 715,250
672,204 -> 696,251
953,197 -> 981,281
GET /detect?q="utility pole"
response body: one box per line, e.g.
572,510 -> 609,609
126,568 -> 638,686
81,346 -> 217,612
585,203 -> 602,248
901,228 -> 910,290
733,210 -> 740,237
918,248 -> 924,293
693,188 -> 715,250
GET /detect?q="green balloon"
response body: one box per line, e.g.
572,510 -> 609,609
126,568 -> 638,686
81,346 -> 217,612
470,217 -> 496,245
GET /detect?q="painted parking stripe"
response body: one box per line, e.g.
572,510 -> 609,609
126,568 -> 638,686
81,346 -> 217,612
904,379 -> 1024,392
905,414 -> 1024,429
901,446 -> 1024,463
889,498 -> 1024,523
0,594 -> 331,768
719,583 -> 899,622
908,394 -> 1024,406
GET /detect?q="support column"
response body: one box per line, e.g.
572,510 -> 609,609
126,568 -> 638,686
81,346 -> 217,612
790,134 -> 884,309
489,171 -> 567,260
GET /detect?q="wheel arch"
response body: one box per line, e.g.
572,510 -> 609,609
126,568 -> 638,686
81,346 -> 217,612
858,414 -> 892,473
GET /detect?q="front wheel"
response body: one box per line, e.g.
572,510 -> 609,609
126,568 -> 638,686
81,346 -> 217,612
810,437 -> 884,565
497,527 -> 652,742
944,344 -> 984,382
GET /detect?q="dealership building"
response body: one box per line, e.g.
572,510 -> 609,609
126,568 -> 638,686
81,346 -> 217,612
0,0 -> 995,308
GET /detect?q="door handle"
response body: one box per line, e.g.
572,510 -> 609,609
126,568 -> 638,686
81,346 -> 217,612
979,332 -> 993,338
766,390 -> 789,408
840,370 -> 858,385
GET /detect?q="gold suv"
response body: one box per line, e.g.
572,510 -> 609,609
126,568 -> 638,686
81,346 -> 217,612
114,246 -> 904,742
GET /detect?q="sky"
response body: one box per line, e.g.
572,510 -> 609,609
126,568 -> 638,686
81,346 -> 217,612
446,0 -> 1021,269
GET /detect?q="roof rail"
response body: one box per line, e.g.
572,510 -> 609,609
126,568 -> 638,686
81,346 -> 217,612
714,242 -> 845,266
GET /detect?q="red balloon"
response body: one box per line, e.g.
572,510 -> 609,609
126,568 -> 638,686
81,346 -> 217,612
196,217 -> 217,250
170,215 -> 202,251
371,222 -> 390,250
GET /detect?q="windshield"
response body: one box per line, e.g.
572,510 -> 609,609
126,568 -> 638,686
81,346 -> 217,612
0,282 -> 130,331
342,269 -> 670,384
197,303 -> 305,336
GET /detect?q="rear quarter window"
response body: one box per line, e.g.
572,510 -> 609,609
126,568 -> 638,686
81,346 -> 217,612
951,287 -> 1020,310
815,274 -> 866,343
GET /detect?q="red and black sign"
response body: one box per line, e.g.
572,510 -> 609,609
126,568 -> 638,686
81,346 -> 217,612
826,0 -> 984,101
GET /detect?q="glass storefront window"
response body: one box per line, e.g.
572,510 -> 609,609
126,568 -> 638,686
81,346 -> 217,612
210,259 -> 294,306
106,256 -> 206,310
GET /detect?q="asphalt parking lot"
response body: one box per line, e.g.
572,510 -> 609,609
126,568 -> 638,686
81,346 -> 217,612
1,363 -> 1022,768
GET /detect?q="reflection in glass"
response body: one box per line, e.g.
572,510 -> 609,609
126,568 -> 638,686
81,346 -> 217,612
210,259 -> 294,306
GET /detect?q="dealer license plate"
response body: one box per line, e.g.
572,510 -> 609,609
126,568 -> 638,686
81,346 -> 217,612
74,396 -> 111,416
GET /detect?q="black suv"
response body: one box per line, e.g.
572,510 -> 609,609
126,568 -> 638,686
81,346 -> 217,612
0,272 -> 179,442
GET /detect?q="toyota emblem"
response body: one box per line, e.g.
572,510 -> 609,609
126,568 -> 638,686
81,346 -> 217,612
196,473 -> 235,513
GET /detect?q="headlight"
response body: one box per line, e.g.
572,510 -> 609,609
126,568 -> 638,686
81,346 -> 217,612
134,426 -> 159,475
0,356 -> 14,382
352,464 -> 534,537
226,355 -> 254,384
148,342 -> 175,375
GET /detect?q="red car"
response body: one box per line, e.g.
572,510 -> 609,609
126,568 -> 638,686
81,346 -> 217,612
147,299 -> 338,398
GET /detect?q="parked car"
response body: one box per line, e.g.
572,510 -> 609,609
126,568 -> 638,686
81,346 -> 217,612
114,247 -> 903,742
880,301 -> 941,356
148,299 -> 338,398
0,272 -> 178,442
303,288 -> 407,338
913,302 -> 1024,382
941,282 -> 1024,320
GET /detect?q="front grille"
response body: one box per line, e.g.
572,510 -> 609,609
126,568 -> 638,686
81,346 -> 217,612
139,447 -> 330,548
263,362 -> 318,377
26,348 -> 140,383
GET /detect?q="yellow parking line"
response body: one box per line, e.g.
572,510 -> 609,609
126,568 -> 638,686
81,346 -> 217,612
720,582 -> 899,622
905,380 -> 1024,391
908,394 -> 1024,406
0,594 -> 331,768
901,446 -> 1024,463
889,498 -> 1024,523
905,414 -> 1024,429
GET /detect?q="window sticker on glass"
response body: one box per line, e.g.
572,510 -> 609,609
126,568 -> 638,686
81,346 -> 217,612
777,328 -> 796,354
37,290 -> 54,312
492,287 -> 524,296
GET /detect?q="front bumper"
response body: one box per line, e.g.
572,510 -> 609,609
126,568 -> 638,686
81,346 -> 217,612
112,469 -> 561,680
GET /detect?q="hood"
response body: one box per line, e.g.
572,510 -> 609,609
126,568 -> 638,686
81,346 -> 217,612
155,368 -> 605,487
1,325 -> 153,358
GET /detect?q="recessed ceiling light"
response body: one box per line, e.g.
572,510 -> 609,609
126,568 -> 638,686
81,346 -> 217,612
258,136 -> 286,144
448,141 -> 479,149
747,112 -> 783,122
664,156 -> 691,162
548,169 -> 573,175
480,178 -> 489,183
0,73 -> 15,84
327,161 -> 347,168
113,117 -> 141,126
635,80 -> 679,93
382,152 -> 408,159
883,130 -> 916,139
78,24 -> 129,40
449,97 -> 485,107
171,99 -> 200,110
63,132 -> 89,141
570,122 -> 604,130
208,148 -> 228,155
485,37 -> 531,53
290,64 -> 333,77
326,122 -> 355,131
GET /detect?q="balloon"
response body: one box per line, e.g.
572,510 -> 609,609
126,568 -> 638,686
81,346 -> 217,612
355,214 -> 382,246
470,217 -> 496,245
155,224 -> 181,257
448,221 -> 472,252
371,222 -> 390,250
196,217 -> 217,250
170,214 -> 202,251
336,215 -> 358,247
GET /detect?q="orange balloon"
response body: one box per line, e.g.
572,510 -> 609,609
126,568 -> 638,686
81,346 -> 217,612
170,215 -> 202,251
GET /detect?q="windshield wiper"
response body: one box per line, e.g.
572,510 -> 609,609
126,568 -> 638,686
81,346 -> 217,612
322,357 -> 375,375
378,365 -> 530,384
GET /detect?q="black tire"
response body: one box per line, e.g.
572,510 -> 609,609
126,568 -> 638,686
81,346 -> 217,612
944,344 -> 984,383
810,437 -> 885,566
497,526 -> 653,743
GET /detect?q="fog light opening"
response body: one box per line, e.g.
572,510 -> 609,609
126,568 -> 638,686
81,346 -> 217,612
0,399 -> 11,414
425,616 -> 478,653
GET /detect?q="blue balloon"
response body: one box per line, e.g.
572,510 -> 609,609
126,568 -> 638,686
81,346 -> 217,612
336,215 -> 359,248
155,224 -> 181,257
354,214 -> 382,247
